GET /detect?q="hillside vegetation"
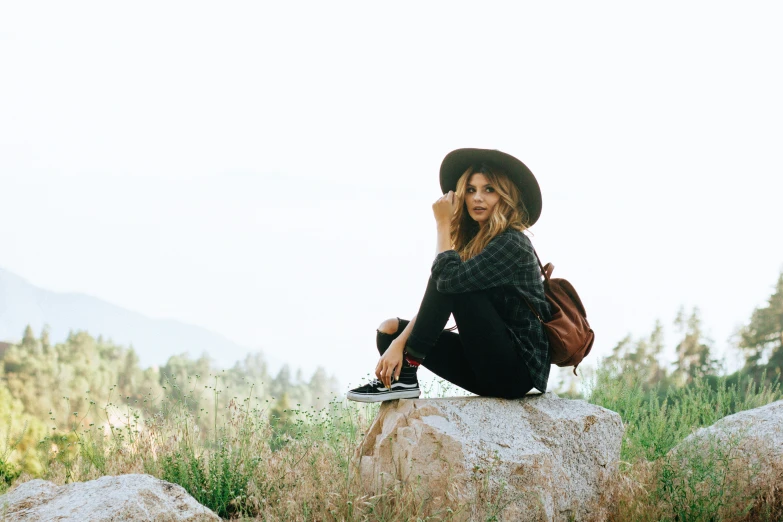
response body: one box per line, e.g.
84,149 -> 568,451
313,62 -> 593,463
1,271 -> 782,520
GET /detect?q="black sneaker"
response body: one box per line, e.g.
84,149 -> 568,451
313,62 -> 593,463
346,365 -> 420,402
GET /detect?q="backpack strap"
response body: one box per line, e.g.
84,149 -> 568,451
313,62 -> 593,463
533,248 -> 545,275
525,249 -> 552,323
533,248 -> 553,281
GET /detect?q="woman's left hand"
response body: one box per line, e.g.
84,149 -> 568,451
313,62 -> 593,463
433,190 -> 456,226
375,340 -> 404,389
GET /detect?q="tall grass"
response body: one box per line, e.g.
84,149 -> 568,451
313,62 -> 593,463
587,365 -> 783,521
9,374 -> 478,519
2,367 -> 782,520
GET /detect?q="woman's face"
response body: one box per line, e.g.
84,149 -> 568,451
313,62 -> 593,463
465,173 -> 500,227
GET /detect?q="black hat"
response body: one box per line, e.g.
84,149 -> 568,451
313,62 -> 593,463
439,148 -> 542,227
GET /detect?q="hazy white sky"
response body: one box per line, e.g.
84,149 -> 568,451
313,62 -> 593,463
1,1 -> 782,391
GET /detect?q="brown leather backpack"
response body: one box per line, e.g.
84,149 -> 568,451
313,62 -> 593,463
524,251 -> 595,375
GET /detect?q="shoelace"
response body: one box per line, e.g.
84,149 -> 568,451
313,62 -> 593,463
368,378 -> 406,388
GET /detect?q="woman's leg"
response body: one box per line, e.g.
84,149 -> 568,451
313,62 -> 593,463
401,276 -> 534,398
377,317 -> 489,393
449,290 -> 535,398
375,317 -> 404,356
347,317 -> 422,403
404,277 -> 453,359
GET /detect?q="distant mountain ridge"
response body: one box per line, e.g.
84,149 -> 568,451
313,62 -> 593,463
0,267 -> 261,370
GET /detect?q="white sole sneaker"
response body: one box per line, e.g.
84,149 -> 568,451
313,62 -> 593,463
346,381 -> 421,403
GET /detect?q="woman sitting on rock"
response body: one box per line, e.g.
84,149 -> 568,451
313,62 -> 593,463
347,148 -> 553,403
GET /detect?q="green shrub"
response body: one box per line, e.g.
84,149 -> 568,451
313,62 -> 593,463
586,364 -> 782,462
587,364 -> 782,520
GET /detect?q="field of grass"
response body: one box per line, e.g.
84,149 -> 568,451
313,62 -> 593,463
2,367 -> 782,521
587,366 -> 783,521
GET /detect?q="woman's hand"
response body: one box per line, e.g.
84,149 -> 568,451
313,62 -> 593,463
433,190 -> 456,226
375,338 -> 405,389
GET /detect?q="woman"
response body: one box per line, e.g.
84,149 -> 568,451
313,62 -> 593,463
347,148 -> 552,402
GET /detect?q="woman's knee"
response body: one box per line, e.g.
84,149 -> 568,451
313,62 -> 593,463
500,386 -> 533,400
377,317 -> 399,335
495,369 -> 535,399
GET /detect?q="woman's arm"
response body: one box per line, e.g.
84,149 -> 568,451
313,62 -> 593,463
396,314 -> 417,344
433,191 -> 454,256
430,230 -> 532,293
436,223 -> 451,255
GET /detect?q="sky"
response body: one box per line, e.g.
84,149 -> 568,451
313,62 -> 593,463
1,1 -> 782,392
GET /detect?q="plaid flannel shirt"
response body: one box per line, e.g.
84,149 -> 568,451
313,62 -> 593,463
430,228 -> 552,393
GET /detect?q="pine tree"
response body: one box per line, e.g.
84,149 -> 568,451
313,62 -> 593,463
271,364 -> 292,400
308,367 -> 338,410
603,320 -> 666,389
40,326 -> 51,355
673,307 -> 718,385
738,272 -> 783,371
20,325 -> 40,355
605,334 -> 633,368
644,320 -> 667,386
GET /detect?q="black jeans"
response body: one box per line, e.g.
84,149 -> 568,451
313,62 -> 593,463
376,276 -> 535,399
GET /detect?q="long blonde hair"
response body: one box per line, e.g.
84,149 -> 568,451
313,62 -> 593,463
450,163 -> 531,261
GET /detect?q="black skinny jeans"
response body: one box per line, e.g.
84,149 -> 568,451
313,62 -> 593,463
376,276 -> 535,399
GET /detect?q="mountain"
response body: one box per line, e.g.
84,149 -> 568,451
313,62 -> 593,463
0,267 -> 265,370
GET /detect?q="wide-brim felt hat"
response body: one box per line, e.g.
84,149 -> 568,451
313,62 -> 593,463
439,148 -> 542,227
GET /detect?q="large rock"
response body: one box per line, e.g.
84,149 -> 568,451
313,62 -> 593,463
676,399 -> 783,456
669,399 -> 783,517
674,401 -> 783,450
352,393 -> 623,521
0,473 -> 220,522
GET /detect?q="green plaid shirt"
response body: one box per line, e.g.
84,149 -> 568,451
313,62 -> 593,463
430,228 -> 552,393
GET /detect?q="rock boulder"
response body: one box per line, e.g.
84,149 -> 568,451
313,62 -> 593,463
0,473 -> 220,522
669,399 -> 783,514
676,399 -> 783,457
352,393 -> 623,522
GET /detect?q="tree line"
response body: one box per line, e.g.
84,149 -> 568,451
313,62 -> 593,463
0,328 -> 340,479
593,271 -> 783,393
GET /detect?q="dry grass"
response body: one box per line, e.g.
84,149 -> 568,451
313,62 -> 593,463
604,439 -> 783,522
3,369 -> 783,521
589,366 -> 783,522
10,378 -> 517,520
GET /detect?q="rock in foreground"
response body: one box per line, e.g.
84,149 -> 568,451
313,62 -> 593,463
353,393 -> 623,521
0,473 -> 220,522
676,399 -> 783,457
669,399 -> 783,518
